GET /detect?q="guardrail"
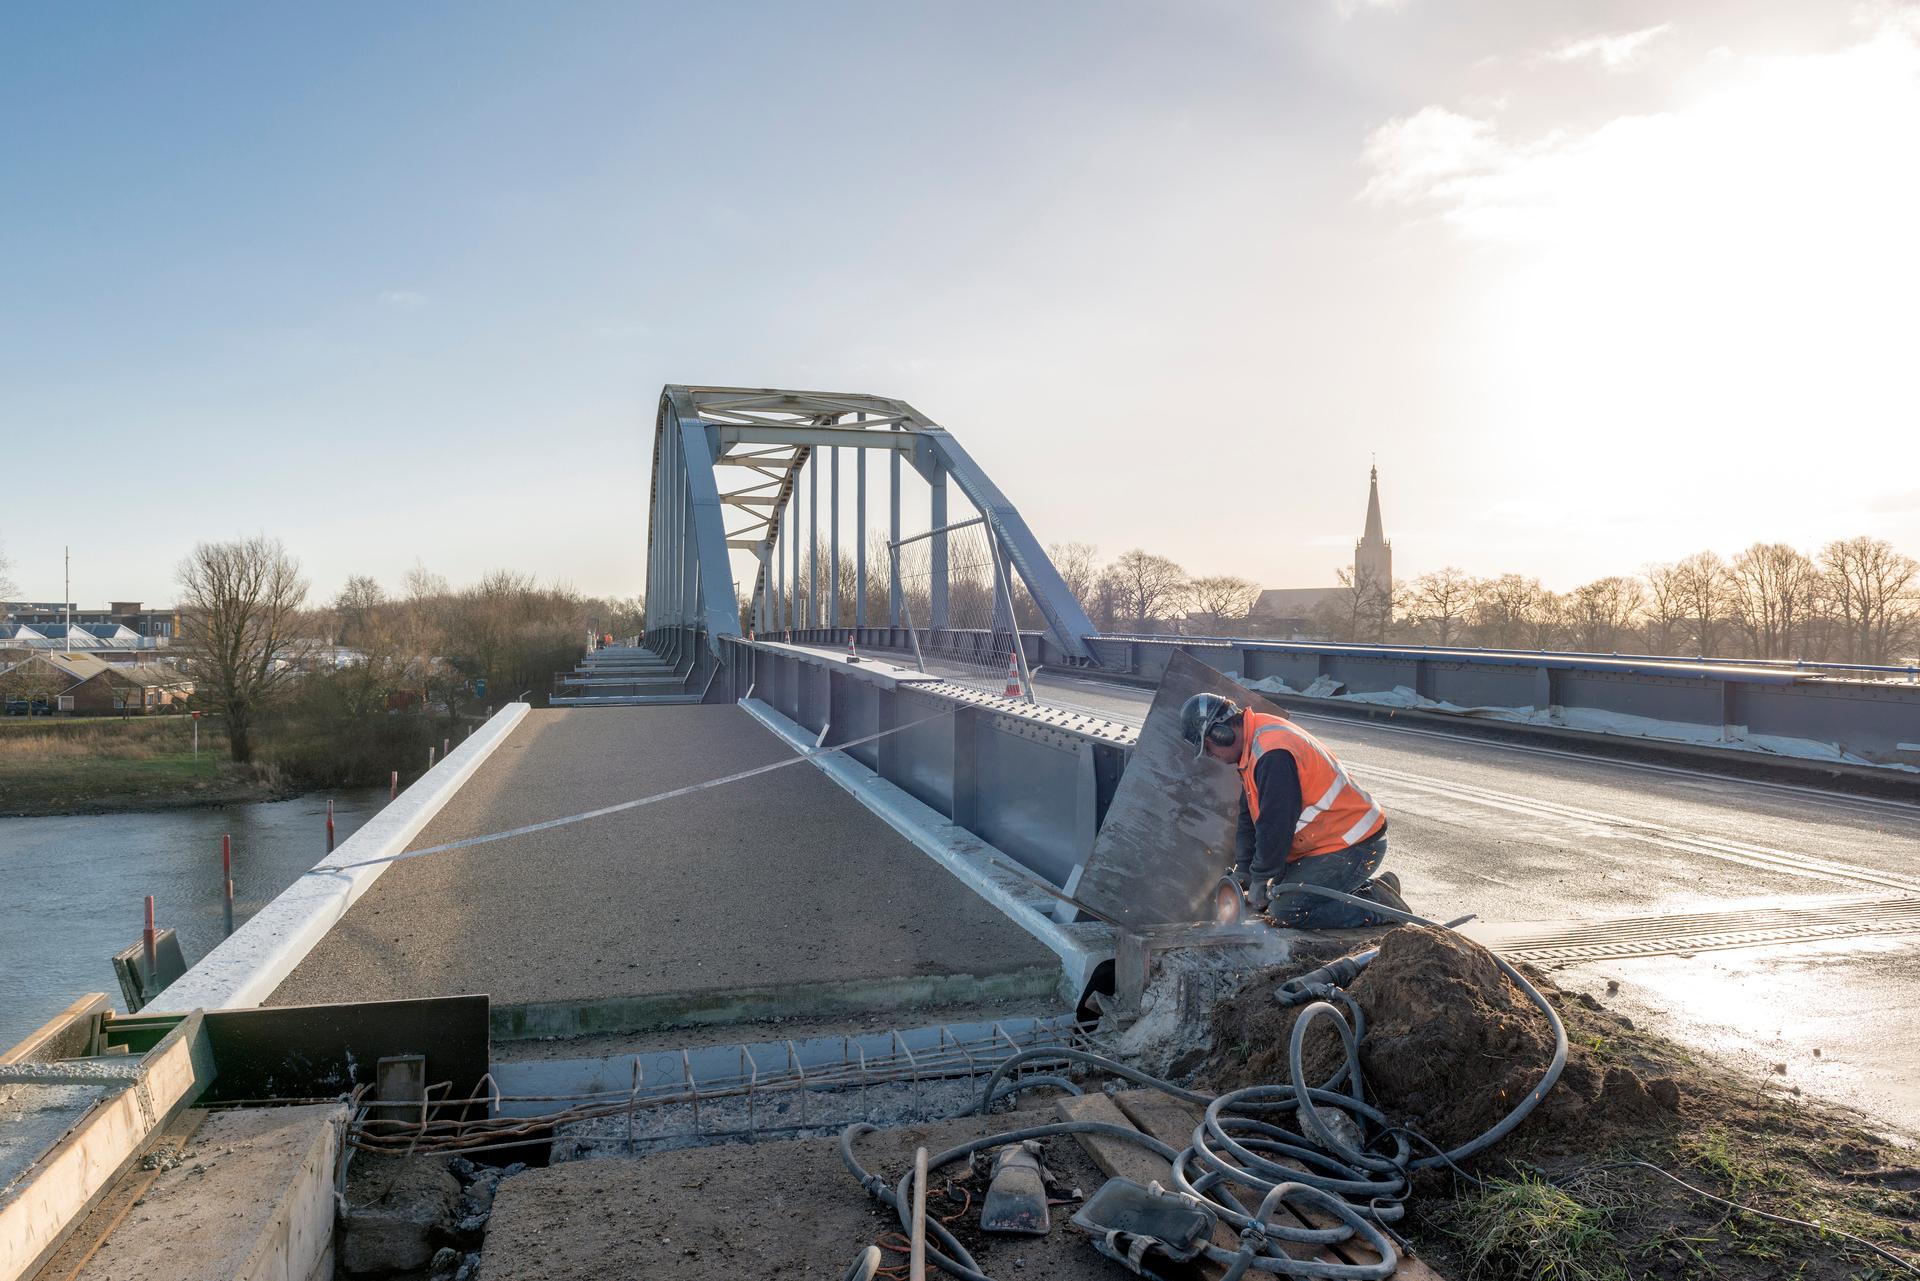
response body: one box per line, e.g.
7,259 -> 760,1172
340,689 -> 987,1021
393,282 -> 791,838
726,637 -> 1131,892
775,626 -> 1920,768
1093,631 -> 1920,683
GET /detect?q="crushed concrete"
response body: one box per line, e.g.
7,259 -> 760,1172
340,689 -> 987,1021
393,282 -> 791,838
1203,925 -> 1681,1151
478,1104 -> 1119,1281
1099,934 -> 1299,1080
340,1154 -> 466,1276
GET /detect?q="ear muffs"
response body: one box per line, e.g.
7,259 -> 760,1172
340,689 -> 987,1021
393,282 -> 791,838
1205,709 -> 1238,747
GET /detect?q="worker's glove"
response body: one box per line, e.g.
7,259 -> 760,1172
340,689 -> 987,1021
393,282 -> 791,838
1225,867 -> 1250,891
1246,880 -> 1271,914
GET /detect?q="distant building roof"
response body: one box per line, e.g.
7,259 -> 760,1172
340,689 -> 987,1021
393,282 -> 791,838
81,623 -> 142,642
0,651 -> 117,685
1251,587 -> 1344,617
81,661 -> 191,689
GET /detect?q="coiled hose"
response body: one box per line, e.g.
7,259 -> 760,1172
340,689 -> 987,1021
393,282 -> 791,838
841,893 -> 1569,1280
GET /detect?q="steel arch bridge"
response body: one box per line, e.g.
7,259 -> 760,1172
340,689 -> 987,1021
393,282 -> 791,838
643,385 -> 1099,687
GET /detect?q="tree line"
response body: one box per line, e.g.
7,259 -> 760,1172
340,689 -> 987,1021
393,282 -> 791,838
1035,536 -> 1917,666
175,536 -> 640,776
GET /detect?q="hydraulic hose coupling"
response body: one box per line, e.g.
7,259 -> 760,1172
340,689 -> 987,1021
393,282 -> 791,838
1272,949 -> 1379,1007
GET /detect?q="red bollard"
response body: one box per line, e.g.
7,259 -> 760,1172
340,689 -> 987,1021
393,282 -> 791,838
143,895 -> 157,976
222,835 -> 234,935
389,770 -> 399,801
326,799 -> 336,854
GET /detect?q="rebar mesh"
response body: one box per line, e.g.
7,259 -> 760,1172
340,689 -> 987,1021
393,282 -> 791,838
346,1019 -> 1087,1157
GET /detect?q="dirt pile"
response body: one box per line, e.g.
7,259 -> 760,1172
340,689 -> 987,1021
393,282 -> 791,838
1202,925 -> 1679,1152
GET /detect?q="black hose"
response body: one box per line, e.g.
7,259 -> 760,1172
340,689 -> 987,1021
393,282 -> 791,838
839,900 -> 1571,1280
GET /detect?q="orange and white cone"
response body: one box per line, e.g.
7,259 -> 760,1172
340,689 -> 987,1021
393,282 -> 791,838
1003,652 -> 1023,698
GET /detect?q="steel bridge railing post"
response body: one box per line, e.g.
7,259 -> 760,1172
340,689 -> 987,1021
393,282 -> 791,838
830,447 -> 841,630
889,446 -> 903,627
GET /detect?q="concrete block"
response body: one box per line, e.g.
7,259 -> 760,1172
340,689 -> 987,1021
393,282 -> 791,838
70,1103 -> 345,1281
339,1156 -> 462,1276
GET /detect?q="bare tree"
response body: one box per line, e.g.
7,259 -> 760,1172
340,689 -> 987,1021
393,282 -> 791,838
1407,567 -> 1475,646
1640,562 -> 1687,654
1105,550 -> 1189,627
1566,576 -> 1645,652
1820,536 -> 1920,664
1729,543 -> 1815,660
1471,574 -> 1544,649
333,575 -> 387,650
177,536 -> 310,762
1672,551 -> 1736,657
1047,541 -> 1102,614
1184,575 -> 1261,633
1316,566 -> 1395,643
0,537 -> 16,601
1526,590 -> 1568,650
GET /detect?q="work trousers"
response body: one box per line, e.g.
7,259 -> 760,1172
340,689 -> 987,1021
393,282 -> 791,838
1262,831 -> 1395,930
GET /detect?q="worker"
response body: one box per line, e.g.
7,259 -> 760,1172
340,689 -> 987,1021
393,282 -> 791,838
1180,693 -> 1406,928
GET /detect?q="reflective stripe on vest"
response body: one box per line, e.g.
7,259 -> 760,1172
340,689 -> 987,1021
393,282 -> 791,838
1237,711 -> 1385,859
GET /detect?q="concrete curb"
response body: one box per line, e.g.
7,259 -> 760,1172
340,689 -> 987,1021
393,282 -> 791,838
739,697 -> 1106,1000
152,703 -> 534,1012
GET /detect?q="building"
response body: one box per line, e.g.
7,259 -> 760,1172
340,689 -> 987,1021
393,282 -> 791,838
0,651 -> 193,714
1248,465 -> 1393,633
1354,464 -> 1391,591
68,662 -> 195,714
0,601 -> 180,642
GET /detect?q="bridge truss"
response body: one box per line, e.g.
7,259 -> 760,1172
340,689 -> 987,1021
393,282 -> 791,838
645,385 -> 1099,674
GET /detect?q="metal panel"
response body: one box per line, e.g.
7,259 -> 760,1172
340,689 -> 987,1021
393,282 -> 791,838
1070,652 -> 1269,927
198,995 -> 490,1106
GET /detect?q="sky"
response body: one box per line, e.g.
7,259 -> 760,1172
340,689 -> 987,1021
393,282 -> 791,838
2,1 -> 1917,607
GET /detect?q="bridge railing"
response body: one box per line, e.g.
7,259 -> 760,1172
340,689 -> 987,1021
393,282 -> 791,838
725,636 -> 1132,897
776,625 -> 1920,769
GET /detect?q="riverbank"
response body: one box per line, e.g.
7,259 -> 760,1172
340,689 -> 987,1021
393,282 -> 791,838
0,717 -> 288,816
0,711 -> 453,817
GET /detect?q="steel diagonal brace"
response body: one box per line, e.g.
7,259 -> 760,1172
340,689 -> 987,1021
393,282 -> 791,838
679,417 -> 747,652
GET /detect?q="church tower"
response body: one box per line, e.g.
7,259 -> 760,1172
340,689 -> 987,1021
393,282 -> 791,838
1354,464 -> 1391,591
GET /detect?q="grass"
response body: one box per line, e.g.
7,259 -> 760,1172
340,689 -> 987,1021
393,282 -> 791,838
1447,1172 -> 1629,1281
0,716 -> 269,814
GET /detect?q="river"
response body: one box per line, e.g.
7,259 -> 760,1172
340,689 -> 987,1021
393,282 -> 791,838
0,789 -> 385,1050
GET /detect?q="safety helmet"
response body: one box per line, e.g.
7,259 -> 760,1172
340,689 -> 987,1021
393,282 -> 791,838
1179,693 -> 1242,758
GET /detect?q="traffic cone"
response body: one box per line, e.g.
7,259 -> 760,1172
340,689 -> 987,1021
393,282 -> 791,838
1003,652 -> 1023,698
846,631 -> 857,658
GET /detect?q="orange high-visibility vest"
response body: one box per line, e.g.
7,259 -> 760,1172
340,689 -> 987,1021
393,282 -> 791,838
1237,711 -> 1385,860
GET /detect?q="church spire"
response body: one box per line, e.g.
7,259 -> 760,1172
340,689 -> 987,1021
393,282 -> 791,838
1362,463 -> 1385,546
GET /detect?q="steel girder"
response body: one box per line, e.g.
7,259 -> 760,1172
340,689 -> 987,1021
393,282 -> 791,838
646,386 -> 1100,661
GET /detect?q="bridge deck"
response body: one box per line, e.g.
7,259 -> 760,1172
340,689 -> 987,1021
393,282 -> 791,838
266,706 -> 1058,1031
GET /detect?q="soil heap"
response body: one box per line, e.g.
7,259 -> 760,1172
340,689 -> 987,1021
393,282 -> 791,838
1202,924 -> 1679,1153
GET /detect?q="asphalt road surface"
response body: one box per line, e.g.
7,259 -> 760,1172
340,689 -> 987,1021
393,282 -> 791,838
1029,666 -> 1920,1133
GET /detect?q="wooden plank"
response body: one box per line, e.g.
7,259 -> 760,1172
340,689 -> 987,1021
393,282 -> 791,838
1054,1093 -> 1237,1281
1111,1090 -> 1448,1281
0,996 -> 108,1066
1053,1093 -> 1171,1188
0,1012 -> 215,1281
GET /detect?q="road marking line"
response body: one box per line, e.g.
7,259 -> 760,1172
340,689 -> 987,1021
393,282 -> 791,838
1359,761 -> 1920,896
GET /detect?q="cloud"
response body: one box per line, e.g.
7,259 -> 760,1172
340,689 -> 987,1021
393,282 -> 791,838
1546,23 -> 1671,71
1359,13 -> 1920,245
378,290 -> 429,311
